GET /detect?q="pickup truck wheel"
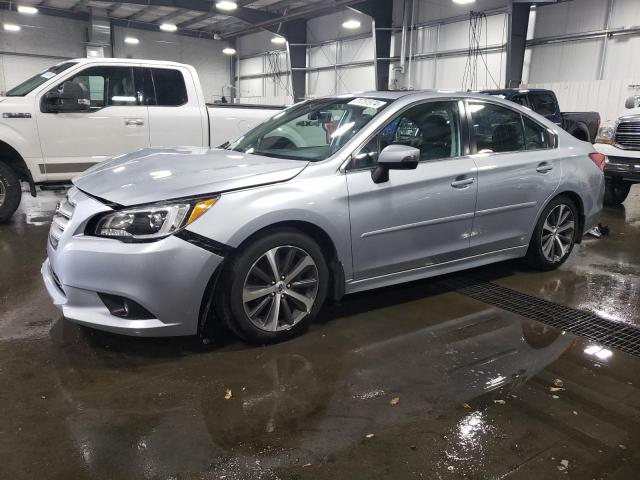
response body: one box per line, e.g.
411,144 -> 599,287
603,179 -> 631,206
0,162 -> 22,223
220,229 -> 328,344
525,196 -> 578,271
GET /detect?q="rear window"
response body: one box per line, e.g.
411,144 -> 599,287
528,93 -> 556,116
151,68 -> 187,106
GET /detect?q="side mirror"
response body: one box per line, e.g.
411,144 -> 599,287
371,144 -> 420,184
43,81 -> 90,113
625,95 -> 640,109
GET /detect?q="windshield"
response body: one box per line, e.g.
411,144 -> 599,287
227,97 -> 390,161
5,61 -> 77,97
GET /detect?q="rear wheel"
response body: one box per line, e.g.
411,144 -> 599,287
0,162 -> 22,223
525,196 -> 578,271
218,229 -> 328,344
603,178 -> 631,206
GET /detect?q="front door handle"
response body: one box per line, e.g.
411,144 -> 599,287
536,162 -> 553,173
125,119 -> 144,126
451,177 -> 475,189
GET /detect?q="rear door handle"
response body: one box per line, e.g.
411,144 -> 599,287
536,162 -> 553,173
125,119 -> 144,126
451,177 -> 475,188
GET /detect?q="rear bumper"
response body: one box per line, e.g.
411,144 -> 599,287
42,233 -> 224,337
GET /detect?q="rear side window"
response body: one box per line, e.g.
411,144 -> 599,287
528,93 -> 556,116
523,115 -> 554,150
150,68 -> 188,106
469,102 -> 525,153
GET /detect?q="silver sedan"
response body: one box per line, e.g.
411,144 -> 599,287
42,91 -> 605,343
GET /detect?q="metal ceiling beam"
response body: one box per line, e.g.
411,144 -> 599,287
177,11 -> 213,28
505,1 -> 530,88
352,0 -> 392,91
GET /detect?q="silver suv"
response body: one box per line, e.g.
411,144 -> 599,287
42,91 -> 605,343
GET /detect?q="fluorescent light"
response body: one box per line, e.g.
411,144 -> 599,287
271,36 -> 286,45
453,0 -> 476,4
3,23 -> 21,32
160,23 -> 177,32
222,47 -> 237,55
216,1 -> 238,11
342,19 -> 361,30
17,5 -> 38,14
124,36 -> 139,45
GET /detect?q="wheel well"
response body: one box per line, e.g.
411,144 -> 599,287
556,190 -> 585,242
571,127 -> 589,142
0,141 -> 30,183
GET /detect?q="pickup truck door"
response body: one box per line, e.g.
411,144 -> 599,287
467,100 -> 561,255
35,65 -> 150,181
144,66 -> 207,148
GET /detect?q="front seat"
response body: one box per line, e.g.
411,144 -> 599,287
492,124 -> 521,152
419,115 -> 451,160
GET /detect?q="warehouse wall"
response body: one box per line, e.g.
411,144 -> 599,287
0,11 -> 230,102
524,0 -> 640,122
0,11 -> 84,94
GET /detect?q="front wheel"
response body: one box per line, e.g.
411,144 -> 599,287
0,162 -> 22,223
525,196 -> 578,271
218,229 -> 328,344
603,178 -> 631,206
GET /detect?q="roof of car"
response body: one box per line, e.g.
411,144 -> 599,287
70,58 -> 189,67
479,88 -> 553,95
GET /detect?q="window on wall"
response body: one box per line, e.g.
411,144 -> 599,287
150,68 -> 188,106
469,102 -> 525,153
351,101 -> 462,169
58,66 -> 137,108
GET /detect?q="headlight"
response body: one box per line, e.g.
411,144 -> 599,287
595,123 -> 615,144
92,197 -> 218,241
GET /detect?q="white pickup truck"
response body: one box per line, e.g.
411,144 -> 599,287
0,58 -> 282,221
594,95 -> 640,205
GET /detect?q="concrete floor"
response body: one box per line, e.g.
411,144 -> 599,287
1,186 -> 640,480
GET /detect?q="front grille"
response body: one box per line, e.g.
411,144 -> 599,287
49,195 -> 76,249
615,120 -> 640,150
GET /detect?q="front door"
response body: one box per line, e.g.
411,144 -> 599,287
346,100 -> 477,280
467,100 -> 562,254
35,65 -> 149,181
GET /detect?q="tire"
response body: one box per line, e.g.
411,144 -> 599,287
525,195 -> 578,271
0,162 -> 22,223
603,179 -> 631,206
216,229 -> 329,344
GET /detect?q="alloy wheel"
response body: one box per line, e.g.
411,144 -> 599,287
242,246 -> 319,332
541,204 -> 575,263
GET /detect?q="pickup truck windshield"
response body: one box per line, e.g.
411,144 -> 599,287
5,61 -> 77,97
227,97 -> 389,161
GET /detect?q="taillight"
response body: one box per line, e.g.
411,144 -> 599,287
589,152 -> 606,172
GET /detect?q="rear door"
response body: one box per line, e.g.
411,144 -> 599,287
144,66 -> 207,147
467,100 -> 561,255
35,64 -> 149,181
346,100 -> 478,280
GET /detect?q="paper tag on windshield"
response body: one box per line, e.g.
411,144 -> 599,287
41,71 -> 56,79
348,98 -> 386,109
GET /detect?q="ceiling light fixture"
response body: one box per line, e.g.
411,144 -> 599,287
271,36 -> 286,45
3,23 -> 21,32
160,23 -> 177,32
222,47 -> 237,55
216,1 -> 238,11
17,5 -> 38,14
124,36 -> 140,45
452,0 -> 476,4
341,19 -> 361,30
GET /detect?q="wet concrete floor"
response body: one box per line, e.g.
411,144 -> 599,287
1,187 -> 640,479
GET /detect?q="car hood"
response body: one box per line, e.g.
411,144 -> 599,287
73,147 -> 309,206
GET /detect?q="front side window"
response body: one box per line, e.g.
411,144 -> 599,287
228,97 -> 389,161
469,102 -> 525,153
351,101 -> 462,169
151,68 -> 187,106
6,61 -> 77,97
50,66 -> 137,109
528,93 -> 556,116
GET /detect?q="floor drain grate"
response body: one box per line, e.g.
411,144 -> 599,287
443,279 -> 640,357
